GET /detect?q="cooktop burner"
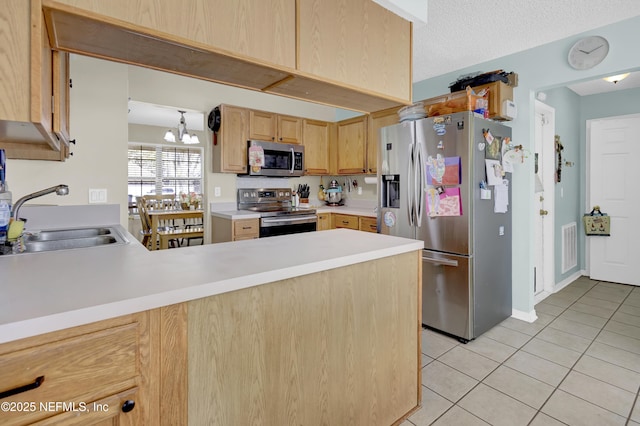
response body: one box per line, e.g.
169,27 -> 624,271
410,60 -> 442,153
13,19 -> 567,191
237,188 -> 316,217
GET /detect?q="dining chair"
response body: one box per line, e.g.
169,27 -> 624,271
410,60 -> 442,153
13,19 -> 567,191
138,196 -> 181,249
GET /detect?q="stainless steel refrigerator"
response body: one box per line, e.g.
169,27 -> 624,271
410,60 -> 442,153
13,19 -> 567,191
378,111 -> 512,342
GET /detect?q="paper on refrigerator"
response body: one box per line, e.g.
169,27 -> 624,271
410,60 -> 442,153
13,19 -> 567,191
485,159 -> 504,186
494,179 -> 509,213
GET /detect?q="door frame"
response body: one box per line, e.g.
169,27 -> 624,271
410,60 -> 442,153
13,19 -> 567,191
534,100 -> 555,303
586,112 -> 640,276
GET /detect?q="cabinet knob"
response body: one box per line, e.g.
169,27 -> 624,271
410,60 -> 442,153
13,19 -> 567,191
362,169 -> 366,173
70,139 -> 76,145
121,399 -> 136,413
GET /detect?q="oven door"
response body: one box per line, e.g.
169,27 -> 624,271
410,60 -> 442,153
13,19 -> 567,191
260,215 -> 317,237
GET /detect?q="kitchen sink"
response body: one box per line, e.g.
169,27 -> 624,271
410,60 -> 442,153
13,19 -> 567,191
25,227 -> 113,241
21,226 -> 128,253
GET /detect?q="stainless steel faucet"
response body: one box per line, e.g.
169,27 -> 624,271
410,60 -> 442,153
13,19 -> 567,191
12,184 -> 69,221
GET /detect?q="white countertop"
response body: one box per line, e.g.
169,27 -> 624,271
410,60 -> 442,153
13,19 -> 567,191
0,228 -> 421,344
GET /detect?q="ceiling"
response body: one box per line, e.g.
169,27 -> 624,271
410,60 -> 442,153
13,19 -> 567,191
128,100 -> 205,132
128,1 -> 640,128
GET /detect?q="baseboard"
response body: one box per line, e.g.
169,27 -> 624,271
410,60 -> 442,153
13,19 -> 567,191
534,290 -> 551,304
511,308 -> 538,323
553,270 -> 587,292
534,270 -> 588,305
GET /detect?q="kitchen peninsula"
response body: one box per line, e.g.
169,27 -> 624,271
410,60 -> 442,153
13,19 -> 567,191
0,226 -> 422,425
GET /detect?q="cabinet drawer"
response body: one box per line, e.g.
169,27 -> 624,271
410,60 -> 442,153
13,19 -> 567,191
31,387 -> 140,426
233,218 -> 259,238
333,214 -> 359,230
359,217 -> 378,233
0,324 -> 139,425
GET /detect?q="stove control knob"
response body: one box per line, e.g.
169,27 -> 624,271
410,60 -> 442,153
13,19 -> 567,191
252,192 -> 257,197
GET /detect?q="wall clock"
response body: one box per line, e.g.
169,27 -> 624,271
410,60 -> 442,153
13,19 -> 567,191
567,36 -> 609,70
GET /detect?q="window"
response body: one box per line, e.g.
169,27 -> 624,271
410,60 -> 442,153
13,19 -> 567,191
128,144 -> 203,200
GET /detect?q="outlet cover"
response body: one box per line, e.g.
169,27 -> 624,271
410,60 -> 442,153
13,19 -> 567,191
214,187 -> 221,197
89,188 -> 107,204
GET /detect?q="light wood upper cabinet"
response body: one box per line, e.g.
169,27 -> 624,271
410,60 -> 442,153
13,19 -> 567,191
0,0 -> 70,161
44,0 -> 411,112
249,110 -> 302,144
249,110 -> 276,141
336,115 -> 368,175
297,0 -> 412,103
367,107 -> 400,174
212,105 -> 248,173
277,114 -> 302,144
53,0 -> 296,70
302,119 -> 331,175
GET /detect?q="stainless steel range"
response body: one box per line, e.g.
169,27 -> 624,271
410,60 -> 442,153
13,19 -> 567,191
237,188 -> 317,237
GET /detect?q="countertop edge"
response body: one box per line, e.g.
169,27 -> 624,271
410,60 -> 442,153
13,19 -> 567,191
0,232 -> 421,344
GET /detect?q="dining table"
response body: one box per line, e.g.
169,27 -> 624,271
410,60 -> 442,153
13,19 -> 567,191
146,208 -> 204,251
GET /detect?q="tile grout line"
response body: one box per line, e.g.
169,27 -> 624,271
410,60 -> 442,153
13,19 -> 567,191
529,280 -> 638,425
419,279 -> 639,425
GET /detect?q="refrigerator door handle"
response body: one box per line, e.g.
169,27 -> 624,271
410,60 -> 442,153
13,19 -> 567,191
422,255 -> 459,267
407,143 -> 415,227
415,142 -> 426,225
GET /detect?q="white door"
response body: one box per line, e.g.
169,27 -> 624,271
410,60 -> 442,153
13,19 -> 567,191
588,114 -> 640,285
534,101 -> 555,298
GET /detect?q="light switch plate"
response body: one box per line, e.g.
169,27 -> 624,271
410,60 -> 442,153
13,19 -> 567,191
214,187 -> 221,197
89,188 -> 107,204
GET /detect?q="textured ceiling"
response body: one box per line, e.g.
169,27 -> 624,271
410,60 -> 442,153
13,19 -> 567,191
413,0 -> 640,82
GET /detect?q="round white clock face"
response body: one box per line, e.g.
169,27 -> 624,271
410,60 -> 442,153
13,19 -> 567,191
568,36 -> 609,70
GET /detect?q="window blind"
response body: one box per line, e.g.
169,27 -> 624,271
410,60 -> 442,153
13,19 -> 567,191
128,144 -> 203,199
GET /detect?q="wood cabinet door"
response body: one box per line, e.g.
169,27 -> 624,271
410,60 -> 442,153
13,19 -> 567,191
316,213 -> 331,231
297,0 -> 411,102
277,115 -> 302,144
55,0 -> 296,69
336,116 -> 367,175
249,110 -> 276,141
217,105 -> 248,173
367,107 -> 400,174
52,50 -> 71,151
302,119 -> 330,175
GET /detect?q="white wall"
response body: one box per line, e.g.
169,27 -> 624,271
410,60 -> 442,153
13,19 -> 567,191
7,55 -> 130,227
7,55 -> 345,232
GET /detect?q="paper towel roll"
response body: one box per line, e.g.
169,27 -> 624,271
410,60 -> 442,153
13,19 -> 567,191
364,177 -> 377,185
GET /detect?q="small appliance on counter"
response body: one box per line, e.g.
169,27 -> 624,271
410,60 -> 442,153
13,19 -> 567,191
324,180 -> 343,206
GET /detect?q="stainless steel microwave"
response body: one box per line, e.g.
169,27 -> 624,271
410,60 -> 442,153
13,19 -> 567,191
246,140 -> 304,177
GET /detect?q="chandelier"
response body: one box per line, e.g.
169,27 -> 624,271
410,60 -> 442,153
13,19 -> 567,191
164,110 -> 200,144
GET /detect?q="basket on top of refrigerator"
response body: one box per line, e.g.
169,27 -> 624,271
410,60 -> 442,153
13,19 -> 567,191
397,102 -> 426,122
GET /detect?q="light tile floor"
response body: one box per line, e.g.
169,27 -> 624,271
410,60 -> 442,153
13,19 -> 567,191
402,277 -> 640,426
